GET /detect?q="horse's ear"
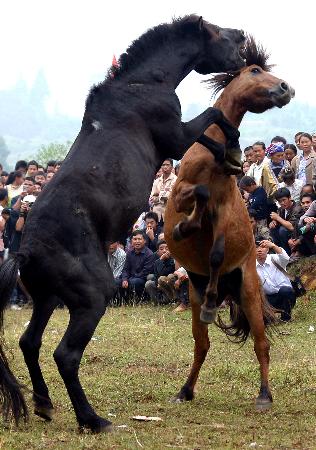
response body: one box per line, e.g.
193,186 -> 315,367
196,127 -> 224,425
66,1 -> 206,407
198,16 -> 204,31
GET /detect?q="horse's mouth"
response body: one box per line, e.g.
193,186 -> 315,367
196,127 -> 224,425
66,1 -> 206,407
270,85 -> 295,108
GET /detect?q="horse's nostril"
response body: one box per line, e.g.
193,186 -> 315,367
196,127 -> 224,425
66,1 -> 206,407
280,82 -> 288,92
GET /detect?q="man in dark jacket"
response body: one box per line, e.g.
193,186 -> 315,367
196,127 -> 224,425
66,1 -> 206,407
121,230 -> 155,297
145,240 -> 175,303
269,187 -> 302,255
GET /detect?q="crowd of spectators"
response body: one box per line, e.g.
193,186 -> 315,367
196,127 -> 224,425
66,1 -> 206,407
1,130 -> 316,320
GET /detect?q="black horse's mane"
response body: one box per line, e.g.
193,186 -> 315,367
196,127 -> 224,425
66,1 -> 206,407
206,35 -> 274,97
86,14 -> 204,110
108,14 -> 202,80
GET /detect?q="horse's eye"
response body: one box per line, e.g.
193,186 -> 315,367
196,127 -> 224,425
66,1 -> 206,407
251,67 -> 261,74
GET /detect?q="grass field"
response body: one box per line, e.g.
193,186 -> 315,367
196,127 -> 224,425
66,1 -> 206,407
1,296 -> 316,450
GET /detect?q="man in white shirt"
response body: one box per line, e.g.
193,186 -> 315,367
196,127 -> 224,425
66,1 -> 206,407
247,141 -> 269,185
256,239 -> 296,322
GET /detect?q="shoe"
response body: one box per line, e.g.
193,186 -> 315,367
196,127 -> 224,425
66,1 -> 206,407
173,303 -> 189,313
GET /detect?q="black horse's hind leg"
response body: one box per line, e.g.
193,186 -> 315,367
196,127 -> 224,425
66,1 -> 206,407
19,295 -> 60,420
53,301 -> 111,433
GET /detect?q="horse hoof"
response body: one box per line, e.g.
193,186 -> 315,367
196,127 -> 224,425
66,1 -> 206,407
34,405 -> 54,421
255,397 -> 272,411
170,386 -> 194,403
200,306 -> 218,324
79,417 -> 113,434
169,396 -> 185,404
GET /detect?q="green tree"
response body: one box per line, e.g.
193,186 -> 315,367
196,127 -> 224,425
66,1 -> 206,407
0,136 -> 9,169
32,141 -> 72,166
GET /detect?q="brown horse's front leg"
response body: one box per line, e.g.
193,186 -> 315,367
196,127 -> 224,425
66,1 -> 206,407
172,285 -> 210,402
200,234 -> 225,323
241,268 -> 272,410
173,185 -> 209,241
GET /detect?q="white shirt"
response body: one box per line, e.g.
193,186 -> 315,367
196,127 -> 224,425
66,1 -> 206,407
279,179 -> 304,204
256,249 -> 292,294
247,157 -> 269,185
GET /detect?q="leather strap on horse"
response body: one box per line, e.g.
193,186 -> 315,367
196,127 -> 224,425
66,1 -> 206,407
197,134 -> 225,163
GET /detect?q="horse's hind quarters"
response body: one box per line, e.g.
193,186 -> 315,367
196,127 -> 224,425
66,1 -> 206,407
200,305 -> 218,324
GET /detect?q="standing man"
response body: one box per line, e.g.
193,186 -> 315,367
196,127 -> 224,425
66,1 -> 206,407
256,239 -> 296,322
247,141 -> 277,200
149,158 -> 177,222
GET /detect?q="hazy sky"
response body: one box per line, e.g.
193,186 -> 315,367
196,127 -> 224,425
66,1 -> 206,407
2,0 -> 314,118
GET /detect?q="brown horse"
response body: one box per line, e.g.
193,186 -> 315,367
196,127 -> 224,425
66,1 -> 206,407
164,36 -> 295,409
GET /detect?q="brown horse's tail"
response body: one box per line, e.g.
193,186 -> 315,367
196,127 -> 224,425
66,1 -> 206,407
216,286 -> 278,344
0,255 -> 28,424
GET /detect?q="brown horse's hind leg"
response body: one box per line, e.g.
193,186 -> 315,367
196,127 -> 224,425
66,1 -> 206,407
172,282 -> 210,402
241,268 -> 272,410
173,185 -> 209,241
200,234 -> 225,324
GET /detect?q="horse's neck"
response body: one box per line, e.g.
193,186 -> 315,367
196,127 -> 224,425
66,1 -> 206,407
126,43 -> 199,88
214,94 -> 247,129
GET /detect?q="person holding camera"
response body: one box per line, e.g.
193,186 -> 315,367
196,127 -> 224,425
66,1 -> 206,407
15,195 -> 36,234
256,239 -> 296,322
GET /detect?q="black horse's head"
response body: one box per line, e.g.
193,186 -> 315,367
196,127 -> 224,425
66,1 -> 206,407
195,17 -> 246,74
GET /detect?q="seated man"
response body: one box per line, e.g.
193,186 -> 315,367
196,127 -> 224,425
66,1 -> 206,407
248,208 -> 272,241
269,187 -> 302,255
158,266 -> 190,312
107,242 -> 126,284
288,193 -> 315,258
239,176 -> 268,226
256,239 -> 296,322
145,240 -> 175,303
144,211 -> 163,252
295,197 -> 316,256
121,230 -> 154,298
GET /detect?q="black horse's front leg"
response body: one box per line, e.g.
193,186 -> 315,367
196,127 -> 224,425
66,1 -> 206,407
216,115 -> 242,174
170,107 -> 241,173
182,107 -> 224,148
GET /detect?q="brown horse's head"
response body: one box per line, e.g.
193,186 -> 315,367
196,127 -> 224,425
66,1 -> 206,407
206,35 -> 295,115
230,63 -> 295,113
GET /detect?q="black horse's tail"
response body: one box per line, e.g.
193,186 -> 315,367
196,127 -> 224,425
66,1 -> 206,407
0,255 -> 28,424
216,287 -> 278,344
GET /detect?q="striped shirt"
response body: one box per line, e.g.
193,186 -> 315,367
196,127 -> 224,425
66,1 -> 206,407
107,247 -> 126,279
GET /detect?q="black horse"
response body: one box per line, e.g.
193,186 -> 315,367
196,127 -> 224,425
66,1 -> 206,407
0,15 -> 245,432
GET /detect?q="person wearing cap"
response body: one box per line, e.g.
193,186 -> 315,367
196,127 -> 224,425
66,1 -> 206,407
265,142 -> 290,185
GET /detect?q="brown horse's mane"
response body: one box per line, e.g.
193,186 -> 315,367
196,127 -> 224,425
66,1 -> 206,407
206,35 -> 274,97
